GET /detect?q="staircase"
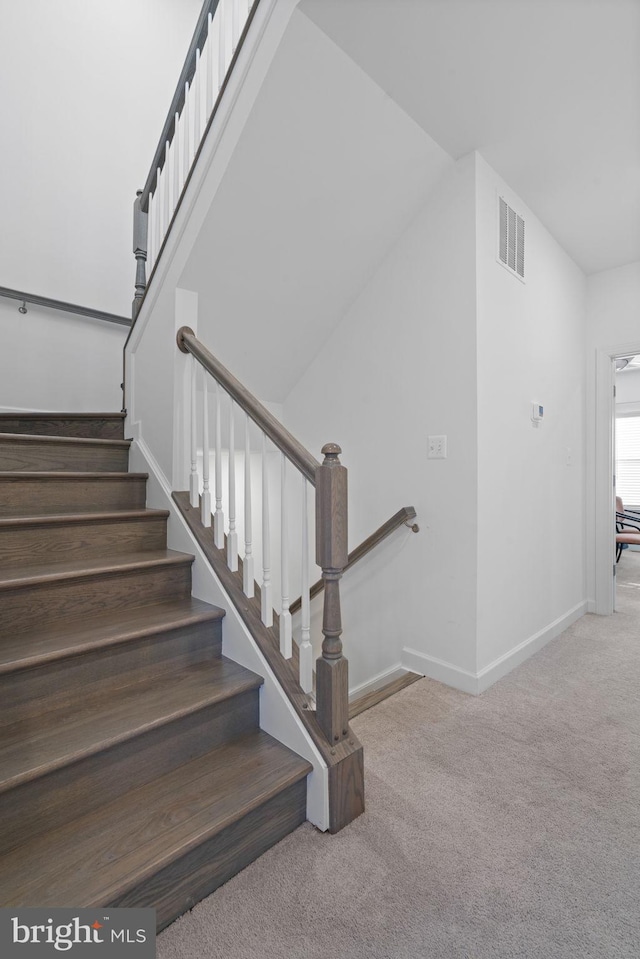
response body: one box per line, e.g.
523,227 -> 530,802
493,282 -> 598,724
0,412 -> 311,930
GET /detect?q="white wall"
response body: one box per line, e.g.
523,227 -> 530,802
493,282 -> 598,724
588,262 -> 640,347
0,0 -> 201,317
474,154 -> 587,683
283,154 -> 479,692
283,151 -> 591,696
0,299 -> 126,413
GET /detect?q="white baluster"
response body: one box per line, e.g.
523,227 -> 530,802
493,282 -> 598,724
299,478 -> 313,693
173,112 -> 180,211
194,48 -> 201,145
280,453 -> 292,658
218,0 -> 228,88
166,142 -> 173,223
211,7 -> 222,96
201,373 -> 211,527
243,413 -> 254,597
189,357 -> 199,508
156,170 -> 162,259
183,81 -> 191,177
232,0 -> 241,48
261,432 -> 272,627
214,383 -> 225,548
225,0 -> 234,67
147,192 -> 155,274
176,108 -> 184,191
205,12 -> 214,120
155,166 -> 162,259
227,402 -> 238,570
163,142 -> 170,237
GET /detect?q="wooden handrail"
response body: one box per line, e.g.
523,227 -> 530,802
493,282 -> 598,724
290,506 -> 419,615
139,0 -> 221,212
177,326 -> 320,483
0,286 -> 131,328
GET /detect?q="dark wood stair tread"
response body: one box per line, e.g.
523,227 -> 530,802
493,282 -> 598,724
0,415 -> 125,441
0,508 -> 170,568
0,410 -> 127,422
0,470 -> 147,479
0,730 -> 311,907
0,508 -> 169,529
0,549 -> 194,592
0,412 -> 124,417
0,432 -> 130,450
0,472 -> 149,517
0,597 -> 224,674
0,658 -> 263,793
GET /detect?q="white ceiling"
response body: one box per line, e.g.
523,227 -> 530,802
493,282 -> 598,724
301,0 -> 640,275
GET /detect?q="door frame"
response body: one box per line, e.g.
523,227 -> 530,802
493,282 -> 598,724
593,340 -> 640,614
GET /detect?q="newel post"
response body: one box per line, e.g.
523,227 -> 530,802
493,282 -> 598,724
132,190 -> 148,320
315,443 -> 349,745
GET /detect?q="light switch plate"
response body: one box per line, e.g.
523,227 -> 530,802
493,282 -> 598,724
428,435 -> 447,459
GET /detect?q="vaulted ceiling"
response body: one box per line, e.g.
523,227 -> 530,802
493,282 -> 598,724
180,0 -> 640,402
302,0 -> 640,275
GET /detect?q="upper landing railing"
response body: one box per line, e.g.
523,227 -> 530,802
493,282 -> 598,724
132,0 -> 257,318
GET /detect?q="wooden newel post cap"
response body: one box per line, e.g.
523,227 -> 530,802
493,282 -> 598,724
176,326 -> 195,354
321,443 -> 342,460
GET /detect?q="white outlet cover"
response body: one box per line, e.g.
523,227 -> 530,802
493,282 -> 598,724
428,434 -> 447,459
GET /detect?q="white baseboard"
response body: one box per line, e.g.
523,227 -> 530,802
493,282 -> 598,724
402,600 -> 589,696
476,600 -> 588,693
401,648 -> 478,695
349,663 -> 409,701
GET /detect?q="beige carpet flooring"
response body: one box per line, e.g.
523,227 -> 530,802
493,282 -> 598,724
157,556 -> 640,958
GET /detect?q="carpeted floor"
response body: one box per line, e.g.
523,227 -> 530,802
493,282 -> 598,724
157,555 -> 640,959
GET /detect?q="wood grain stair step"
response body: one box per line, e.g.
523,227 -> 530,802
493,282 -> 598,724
0,413 -> 125,440
0,658 -> 263,795
0,550 -> 195,634
0,472 -> 148,516
0,597 -> 226,725
0,549 -> 194,591
0,509 -> 170,567
0,729 -> 311,926
0,597 -> 224,676
0,658 -> 264,859
0,433 -> 130,472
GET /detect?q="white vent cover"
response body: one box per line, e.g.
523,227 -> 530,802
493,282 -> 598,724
498,196 -> 525,280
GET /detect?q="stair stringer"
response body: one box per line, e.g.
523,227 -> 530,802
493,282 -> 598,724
129,435 -> 330,830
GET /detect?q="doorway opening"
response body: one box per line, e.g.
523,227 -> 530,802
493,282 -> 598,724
614,354 -> 640,604
587,340 -> 640,616
594,342 -> 640,616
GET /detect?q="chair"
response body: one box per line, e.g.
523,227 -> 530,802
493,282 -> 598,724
615,496 -> 640,562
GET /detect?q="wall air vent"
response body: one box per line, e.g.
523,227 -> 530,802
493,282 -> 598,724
498,196 -> 525,281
